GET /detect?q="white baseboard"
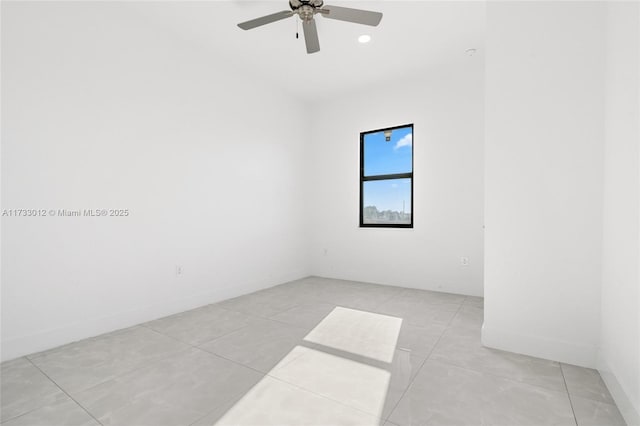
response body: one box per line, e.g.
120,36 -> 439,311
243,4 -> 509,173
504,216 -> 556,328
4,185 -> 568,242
481,323 -> 598,368
598,358 -> 640,426
1,272 -> 309,362
310,273 -> 483,298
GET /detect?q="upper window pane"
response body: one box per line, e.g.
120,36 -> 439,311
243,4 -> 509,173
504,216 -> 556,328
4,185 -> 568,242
363,126 -> 413,176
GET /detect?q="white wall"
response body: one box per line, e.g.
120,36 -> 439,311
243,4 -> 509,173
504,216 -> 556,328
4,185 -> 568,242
483,2 -> 605,368
1,2 -> 310,361
599,2 -> 640,424
308,59 -> 485,296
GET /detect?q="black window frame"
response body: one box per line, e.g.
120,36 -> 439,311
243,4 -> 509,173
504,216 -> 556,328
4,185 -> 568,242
359,123 -> 414,229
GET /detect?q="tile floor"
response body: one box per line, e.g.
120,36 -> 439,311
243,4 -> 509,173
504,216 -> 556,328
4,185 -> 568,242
0,277 -> 627,426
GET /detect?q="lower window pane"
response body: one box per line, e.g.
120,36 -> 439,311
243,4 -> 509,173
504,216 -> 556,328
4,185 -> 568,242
362,178 -> 412,225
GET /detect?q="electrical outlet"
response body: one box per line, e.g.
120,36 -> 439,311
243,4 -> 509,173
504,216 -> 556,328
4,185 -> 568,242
176,265 -> 184,277
460,257 -> 469,266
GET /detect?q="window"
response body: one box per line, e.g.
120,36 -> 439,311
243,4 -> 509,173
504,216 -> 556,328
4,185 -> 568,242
360,124 -> 413,228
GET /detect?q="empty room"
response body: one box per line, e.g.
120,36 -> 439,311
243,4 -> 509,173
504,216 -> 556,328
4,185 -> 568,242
1,1 -> 639,425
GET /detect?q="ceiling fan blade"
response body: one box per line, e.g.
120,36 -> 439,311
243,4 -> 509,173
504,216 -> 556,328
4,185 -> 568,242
238,10 -> 293,30
320,5 -> 382,26
302,18 -> 320,54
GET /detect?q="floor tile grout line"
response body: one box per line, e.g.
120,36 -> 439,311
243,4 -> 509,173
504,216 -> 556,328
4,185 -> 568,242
383,302 -> 464,421
564,393 -> 621,407
0,392 -> 60,425
263,294 -> 420,329
138,322 -> 196,346
28,342 -> 268,426
264,347 -> 311,375
25,320 -> 206,363
140,320 -> 262,349
144,291 -> 304,330
184,371 -> 269,426
560,363 -> 580,426
50,342 -> 270,426
138,298 -> 312,349
264,299 -> 337,317
428,302 -> 464,356
373,288 -> 467,308
193,345 -> 270,377
215,300 -> 334,328
25,358 -> 104,426
186,401 -> 232,426
384,354 -> 429,422
192,317 -> 311,349
261,314 -> 322,330
35,342 -> 193,398
557,365 -> 618,406
138,323 -> 289,374
25,326 -> 146,362
426,356 -> 572,395
367,291 -> 408,313
216,307 -> 287,323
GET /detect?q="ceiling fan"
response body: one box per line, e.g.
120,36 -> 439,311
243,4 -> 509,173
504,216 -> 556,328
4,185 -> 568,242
237,0 -> 383,54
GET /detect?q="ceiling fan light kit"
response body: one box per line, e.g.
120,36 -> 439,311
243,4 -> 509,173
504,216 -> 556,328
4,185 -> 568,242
237,0 -> 383,54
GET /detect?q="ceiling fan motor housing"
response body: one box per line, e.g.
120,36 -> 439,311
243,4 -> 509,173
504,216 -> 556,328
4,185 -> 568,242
289,0 -> 324,20
289,0 -> 324,9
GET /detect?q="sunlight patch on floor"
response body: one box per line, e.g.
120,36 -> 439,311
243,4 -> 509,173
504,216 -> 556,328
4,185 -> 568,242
212,307 -> 402,425
270,346 -> 391,417
304,307 -> 402,363
214,376 -> 380,426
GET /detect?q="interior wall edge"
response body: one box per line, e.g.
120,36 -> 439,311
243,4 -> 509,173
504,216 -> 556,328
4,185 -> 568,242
481,323 -> 598,369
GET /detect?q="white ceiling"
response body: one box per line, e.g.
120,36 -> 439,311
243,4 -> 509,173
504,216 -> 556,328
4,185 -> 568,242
132,1 -> 485,101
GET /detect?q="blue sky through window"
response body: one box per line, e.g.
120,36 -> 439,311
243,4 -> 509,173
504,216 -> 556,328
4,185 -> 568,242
363,126 -> 412,176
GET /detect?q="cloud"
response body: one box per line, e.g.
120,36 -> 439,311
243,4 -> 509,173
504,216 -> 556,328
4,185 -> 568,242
394,133 -> 412,150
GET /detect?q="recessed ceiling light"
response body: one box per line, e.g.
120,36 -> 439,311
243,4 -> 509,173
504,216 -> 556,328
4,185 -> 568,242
358,35 -> 371,44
